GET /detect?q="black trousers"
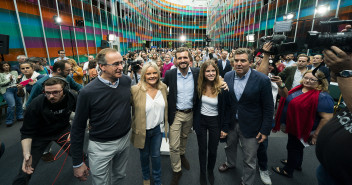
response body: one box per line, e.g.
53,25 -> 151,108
12,127 -> 71,185
196,114 -> 220,174
283,134 -> 304,175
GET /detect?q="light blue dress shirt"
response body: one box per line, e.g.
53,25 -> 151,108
98,75 -> 119,88
176,68 -> 194,110
233,69 -> 252,118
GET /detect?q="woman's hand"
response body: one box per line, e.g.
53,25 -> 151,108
17,84 -> 24,89
28,79 -> 36,86
220,131 -> 228,138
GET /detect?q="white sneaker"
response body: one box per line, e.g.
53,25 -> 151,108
259,169 -> 272,185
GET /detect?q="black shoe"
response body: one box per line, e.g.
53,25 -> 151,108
6,123 -> 13,127
280,159 -> 302,171
207,170 -> 214,185
170,171 -> 182,185
272,166 -> 293,178
17,118 -> 24,121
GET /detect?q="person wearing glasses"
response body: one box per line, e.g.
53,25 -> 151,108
12,77 -> 77,185
25,60 -> 82,108
71,48 -> 132,184
271,70 -> 334,178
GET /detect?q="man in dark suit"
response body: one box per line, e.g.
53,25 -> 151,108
218,48 -> 274,185
308,54 -> 331,82
218,50 -> 232,78
163,47 -> 200,185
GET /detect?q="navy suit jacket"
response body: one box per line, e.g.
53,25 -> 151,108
163,68 -> 200,125
224,69 -> 274,138
218,59 -> 232,78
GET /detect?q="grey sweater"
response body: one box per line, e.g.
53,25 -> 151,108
70,76 -> 131,166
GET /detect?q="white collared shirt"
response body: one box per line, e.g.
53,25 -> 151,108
146,90 -> 165,129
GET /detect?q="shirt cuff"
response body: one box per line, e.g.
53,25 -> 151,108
73,162 -> 83,168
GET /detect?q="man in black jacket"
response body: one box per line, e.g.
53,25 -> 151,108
12,77 -> 76,185
218,50 -> 232,78
163,47 -> 200,185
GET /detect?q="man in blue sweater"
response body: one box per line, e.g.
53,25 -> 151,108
70,48 -> 132,184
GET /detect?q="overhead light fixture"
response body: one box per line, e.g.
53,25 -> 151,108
283,12 -> 295,20
53,15 -> 62,25
246,34 -> 255,42
180,35 -> 186,42
108,34 -> 116,41
315,4 -> 330,16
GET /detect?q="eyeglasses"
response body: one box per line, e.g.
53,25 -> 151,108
303,76 -> 318,82
104,62 -> 124,68
44,90 -> 63,96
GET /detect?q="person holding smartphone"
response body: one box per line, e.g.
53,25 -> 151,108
272,70 -> 334,178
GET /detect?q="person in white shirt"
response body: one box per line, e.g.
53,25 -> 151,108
53,50 -> 69,63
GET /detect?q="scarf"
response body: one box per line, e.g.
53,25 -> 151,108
273,84 -> 320,142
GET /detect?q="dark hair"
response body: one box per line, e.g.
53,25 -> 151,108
43,77 -> 66,89
175,47 -> 192,60
58,50 -> 64,54
53,60 -> 69,72
19,62 -> 34,69
0,61 -> 10,72
26,57 -> 42,64
88,60 -> 97,69
234,48 -> 254,63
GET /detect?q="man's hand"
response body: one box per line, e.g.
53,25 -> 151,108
256,132 -> 267,143
22,153 -> 34,174
323,46 -> 352,74
262,42 -> 273,54
220,131 -> 228,138
220,80 -> 229,91
73,163 -> 89,181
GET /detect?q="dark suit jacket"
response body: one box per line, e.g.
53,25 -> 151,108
218,59 -> 232,78
224,69 -> 274,138
163,68 -> 200,125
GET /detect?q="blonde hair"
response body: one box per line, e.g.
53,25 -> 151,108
140,62 -> 161,90
197,60 -> 222,98
67,58 -> 78,68
300,70 -> 329,92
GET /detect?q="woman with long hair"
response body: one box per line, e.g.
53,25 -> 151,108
194,60 -> 228,185
0,61 -> 23,127
68,58 -> 84,84
272,70 -> 334,178
131,62 -> 168,185
17,62 -> 44,108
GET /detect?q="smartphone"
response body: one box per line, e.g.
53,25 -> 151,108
270,76 -> 280,81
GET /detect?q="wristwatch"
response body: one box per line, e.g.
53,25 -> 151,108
336,70 -> 352,78
279,83 -> 286,89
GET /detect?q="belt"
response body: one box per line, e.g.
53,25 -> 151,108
177,109 -> 193,113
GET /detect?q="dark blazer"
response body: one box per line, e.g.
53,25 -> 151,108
193,89 -> 228,134
224,69 -> 274,138
218,59 -> 232,78
163,67 -> 200,125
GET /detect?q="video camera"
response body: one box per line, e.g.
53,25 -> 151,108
306,18 -> 352,52
131,60 -> 142,73
259,35 -> 297,55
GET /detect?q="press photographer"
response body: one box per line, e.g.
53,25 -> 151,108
128,58 -> 143,85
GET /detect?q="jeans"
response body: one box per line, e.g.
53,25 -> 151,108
139,126 -> 162,185
196,114 -> 220,174
257,138 -> 268,171
283,134 -> 304,175
316,164 -> 337,185
3,87 -> 23,124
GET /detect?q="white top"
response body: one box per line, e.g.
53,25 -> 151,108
83,62 -> 89,71
6,73 -> 17,88
146,90 -> 165,130
201,95 -> 218,116
292,68 -> 305,89
222,60 -> 226,70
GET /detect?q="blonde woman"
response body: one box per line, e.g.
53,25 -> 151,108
194,60 -> 228,185
131,62 -> 168,185
68,58 -> 83,84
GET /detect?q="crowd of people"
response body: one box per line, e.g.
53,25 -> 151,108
0,32 -> 351,185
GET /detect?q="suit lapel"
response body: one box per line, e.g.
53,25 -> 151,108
228,71 -> 237,103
